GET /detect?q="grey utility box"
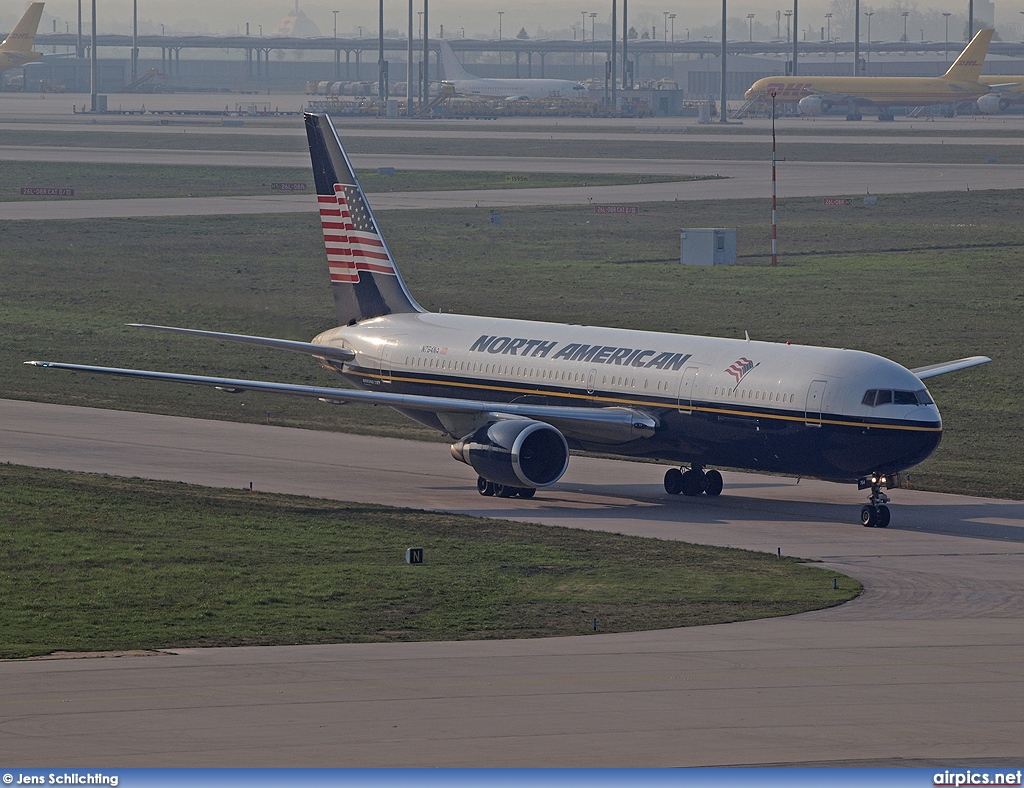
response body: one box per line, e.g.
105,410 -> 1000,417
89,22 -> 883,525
680,228 -> 736,266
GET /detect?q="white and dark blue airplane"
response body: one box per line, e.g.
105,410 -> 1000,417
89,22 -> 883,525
437,39 -> 588,101
28,113 -> 990,528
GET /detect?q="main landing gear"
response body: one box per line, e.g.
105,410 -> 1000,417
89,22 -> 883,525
664,465 -> 723,497
477,476 -> 536,499
858,473 -> 896,528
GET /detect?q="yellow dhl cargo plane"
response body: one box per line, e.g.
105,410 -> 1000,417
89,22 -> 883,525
745,28 -> 993,120
0,3 -> 45,73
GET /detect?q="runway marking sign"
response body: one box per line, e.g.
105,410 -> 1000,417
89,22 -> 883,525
20,187 -> 74,197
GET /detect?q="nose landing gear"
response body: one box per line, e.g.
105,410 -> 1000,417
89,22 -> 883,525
858,473 -> 898,527
664,465 -> 724,497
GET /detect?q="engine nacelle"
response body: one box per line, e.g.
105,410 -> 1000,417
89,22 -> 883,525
798,96 -> 832,116
450,419 -> 569,489
977,93 -> 1012,114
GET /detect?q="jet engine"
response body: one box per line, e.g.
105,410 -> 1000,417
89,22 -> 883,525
977,94 -> 1012,114
450,419 -> 569,489
798,96 -> 832,116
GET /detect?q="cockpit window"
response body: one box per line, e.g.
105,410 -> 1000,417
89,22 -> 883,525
862,388 -> 934,407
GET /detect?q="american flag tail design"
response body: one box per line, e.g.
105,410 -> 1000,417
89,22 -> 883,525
304,112 -> 422,326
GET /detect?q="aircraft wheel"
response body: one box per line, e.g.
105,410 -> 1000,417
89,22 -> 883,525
846,112 -> 862,121
876,505 -> 891,528
495,484 -> 516,498
664,468 -> 683,495
704,470 -> 724,497
477,476 -> 495,496
681,469 -> 706,497
517,487 -> 536,499
860,505 -> 878,527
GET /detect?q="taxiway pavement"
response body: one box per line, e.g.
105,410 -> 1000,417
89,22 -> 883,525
2,155 -> 1021,221
1,399 -> 1022,766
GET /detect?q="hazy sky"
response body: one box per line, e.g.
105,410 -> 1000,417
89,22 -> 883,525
15,0 -> 1024,39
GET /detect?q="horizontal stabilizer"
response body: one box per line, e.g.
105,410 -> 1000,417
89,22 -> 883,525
128,324 -> 355,363
910,355 -> 991,379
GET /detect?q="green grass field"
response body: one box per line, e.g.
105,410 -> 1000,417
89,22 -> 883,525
5,127 -> 1022,164
0,161 -> 694,201
2,189 -> 1021,498
0,465 -> 859,659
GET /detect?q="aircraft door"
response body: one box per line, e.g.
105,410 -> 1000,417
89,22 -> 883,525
805,379 -> 826,426
380,338 -> 399,385
677,366 -> 699,413
586,368 -> 597,395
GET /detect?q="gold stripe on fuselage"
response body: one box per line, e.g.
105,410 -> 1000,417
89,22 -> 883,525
349,368 -> 942,434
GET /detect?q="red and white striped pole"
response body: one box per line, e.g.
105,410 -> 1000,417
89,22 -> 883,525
771,91 -> 778,267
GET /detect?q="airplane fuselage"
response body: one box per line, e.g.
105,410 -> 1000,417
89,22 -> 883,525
314,312 -> 942,483
746,76 -> 988,107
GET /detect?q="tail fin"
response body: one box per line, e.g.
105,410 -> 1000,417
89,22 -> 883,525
438,39 -> 474,81
1,3 -> 44,53
304,112 -> 422,326
942,28 -> 993,82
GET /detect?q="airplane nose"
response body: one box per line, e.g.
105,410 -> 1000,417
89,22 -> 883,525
744,88 -> 753,99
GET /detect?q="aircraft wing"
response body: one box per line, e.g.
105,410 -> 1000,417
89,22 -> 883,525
25,361 -> 658,437
910,355 -> 991,379
985,82 -> 1021,91
128,324 -> 356,364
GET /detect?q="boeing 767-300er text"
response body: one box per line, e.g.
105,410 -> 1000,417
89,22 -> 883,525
745,28 -> 994,120
28,113 -> 991,528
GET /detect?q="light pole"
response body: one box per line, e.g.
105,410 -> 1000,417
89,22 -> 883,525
865,11 -> 873,70
747,13 -> 754,43
132,0 -> 137,82
901,10 -> 910,54
824,12 -> 831,59
580,10 -> 587,77
333,10 -> 338,38
783,10 -> 792,43
590,12 -> 597,81
669,12 -> 676,73
663,10 -> 669,71
497,10 -> 503,71
943,12 -> 951,65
